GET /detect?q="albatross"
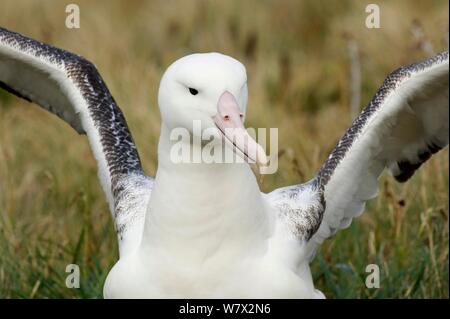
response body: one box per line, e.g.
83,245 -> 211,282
0,27 -> 448,298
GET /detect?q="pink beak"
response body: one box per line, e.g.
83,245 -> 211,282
213,91 -> 268,167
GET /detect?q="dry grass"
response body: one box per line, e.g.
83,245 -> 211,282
0,0 -> 448,298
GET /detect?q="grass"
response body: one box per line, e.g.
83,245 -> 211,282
0,0 -> 448,298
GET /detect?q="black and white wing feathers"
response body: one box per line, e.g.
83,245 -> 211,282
268,51 -> 449,256
0,27 -> 153,256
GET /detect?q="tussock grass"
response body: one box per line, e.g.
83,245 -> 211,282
0,0 -> 448,298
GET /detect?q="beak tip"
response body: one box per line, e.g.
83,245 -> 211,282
257,153 -> 269,167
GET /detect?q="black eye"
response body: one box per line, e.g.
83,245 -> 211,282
188,88 -> 198,95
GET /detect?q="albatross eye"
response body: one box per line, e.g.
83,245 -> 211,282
188,88 -> 198,95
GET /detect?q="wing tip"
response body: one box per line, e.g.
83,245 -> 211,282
393,141 -> 446,183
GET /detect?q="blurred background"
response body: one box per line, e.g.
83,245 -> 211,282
0,0 -> 448,298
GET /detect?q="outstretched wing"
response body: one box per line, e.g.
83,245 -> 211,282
268,51 -> 449,257
0,27 -> 153,256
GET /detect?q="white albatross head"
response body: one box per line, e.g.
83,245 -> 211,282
158,52 -> 268,167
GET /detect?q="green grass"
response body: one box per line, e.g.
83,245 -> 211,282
0,0 -> 448,298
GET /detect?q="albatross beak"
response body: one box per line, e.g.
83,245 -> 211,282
213,91 -> 268,168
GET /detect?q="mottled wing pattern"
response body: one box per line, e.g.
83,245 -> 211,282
311,51 -> 449,250
266,179 -> 325,242
267,51 -> 448,251
0,27 -> 153,256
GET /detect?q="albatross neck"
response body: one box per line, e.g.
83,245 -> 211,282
141,124 -> 270,258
